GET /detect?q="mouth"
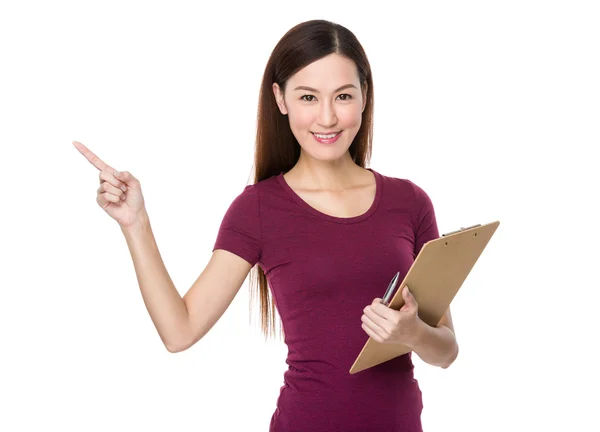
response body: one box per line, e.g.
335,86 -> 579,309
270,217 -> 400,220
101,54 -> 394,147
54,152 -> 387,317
311,130 -> 342,144
311,131 -> 341,139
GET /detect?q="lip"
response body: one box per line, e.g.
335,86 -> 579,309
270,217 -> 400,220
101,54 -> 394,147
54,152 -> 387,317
311,131 -> 342,144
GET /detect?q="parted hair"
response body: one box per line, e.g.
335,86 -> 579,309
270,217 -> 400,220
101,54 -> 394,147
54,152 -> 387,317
249,19 -> 375,339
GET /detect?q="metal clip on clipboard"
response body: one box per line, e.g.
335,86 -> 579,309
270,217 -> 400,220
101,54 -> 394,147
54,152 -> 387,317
441,224 -> 482,237
351,220 -> 500,374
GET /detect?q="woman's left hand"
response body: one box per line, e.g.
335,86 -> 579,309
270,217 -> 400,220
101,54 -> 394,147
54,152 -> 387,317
361,285 -> 423,346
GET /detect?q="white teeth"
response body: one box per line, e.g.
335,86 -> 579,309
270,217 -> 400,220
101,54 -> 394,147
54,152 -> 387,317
314,132 -> 339,139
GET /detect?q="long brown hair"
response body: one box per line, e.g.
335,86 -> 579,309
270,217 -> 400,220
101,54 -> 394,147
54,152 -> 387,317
248,19 -> 375,340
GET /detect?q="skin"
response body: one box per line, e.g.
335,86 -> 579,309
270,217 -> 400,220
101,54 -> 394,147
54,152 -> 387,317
72,53 -> 458,368
272,53 -> 369,192
273,53 -> 459,369
72,140 -> 145,229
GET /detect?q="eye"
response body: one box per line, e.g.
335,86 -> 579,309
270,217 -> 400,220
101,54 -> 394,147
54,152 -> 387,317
301,94 -> 353,102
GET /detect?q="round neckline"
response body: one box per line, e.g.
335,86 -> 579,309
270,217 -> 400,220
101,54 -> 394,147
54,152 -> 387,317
276,168 -> 382,224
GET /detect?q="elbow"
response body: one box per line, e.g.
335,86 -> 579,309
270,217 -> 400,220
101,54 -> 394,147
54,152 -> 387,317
164,324 -> 195,353
164,335 -> 192,353
441,343 -> 459,369
166,343 -> 184,353
165,332 -> 201,353
164,321 -> 204,353
165,341 -> 190,353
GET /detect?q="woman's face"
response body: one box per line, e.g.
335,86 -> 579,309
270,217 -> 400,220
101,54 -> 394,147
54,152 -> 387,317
273,53 -> 367,162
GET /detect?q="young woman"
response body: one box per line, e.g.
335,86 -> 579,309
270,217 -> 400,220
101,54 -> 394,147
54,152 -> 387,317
74,19 -> 458,432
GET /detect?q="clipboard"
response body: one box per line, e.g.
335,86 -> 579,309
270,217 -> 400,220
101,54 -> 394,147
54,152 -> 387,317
349,220 -> 500,374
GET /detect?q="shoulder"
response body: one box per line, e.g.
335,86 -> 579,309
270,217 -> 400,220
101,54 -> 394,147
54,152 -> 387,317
224,174 -> 280,212
228,183 -> 259,209
375,169 -> 432,203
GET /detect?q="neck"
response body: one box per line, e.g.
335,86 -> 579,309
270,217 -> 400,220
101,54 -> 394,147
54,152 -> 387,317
287,151 -> 367,192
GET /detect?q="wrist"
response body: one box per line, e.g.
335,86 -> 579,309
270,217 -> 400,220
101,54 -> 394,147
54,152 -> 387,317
408,317 -> 429,350
121,210 -> 151,234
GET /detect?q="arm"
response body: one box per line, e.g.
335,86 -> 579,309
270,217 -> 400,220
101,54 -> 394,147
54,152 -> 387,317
410,308 -> 459,369
121,210 -> 252,353
409,184 -> 458,368
362,289 -> 459,369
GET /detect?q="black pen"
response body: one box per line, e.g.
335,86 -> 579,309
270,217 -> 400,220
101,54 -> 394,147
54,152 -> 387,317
381,271 -> 400,307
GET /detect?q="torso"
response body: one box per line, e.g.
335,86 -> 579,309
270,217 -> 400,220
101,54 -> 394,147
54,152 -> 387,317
282,169 -> 377,219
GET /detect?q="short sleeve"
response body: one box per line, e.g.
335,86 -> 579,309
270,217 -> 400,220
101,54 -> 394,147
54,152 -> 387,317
212,185 -> 262,266
411,182 -> 440,257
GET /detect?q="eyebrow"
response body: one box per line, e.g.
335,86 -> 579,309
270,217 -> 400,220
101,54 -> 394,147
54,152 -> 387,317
293,84 -> 358,93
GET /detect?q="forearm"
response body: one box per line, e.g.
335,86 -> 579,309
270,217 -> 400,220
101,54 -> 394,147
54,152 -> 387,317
121,211 -> 189,352
408,319 -> 459,369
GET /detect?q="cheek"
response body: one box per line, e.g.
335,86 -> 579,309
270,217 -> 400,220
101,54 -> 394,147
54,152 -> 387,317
288,110 -> 314,130
288,105 -> 362,130
340,106 -> 363,127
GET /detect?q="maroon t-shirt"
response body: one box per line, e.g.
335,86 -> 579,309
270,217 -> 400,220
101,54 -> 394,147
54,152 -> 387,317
213,168 -> 439,432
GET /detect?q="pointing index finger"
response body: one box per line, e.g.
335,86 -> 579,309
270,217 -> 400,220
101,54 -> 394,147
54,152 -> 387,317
72,140 -> 112,172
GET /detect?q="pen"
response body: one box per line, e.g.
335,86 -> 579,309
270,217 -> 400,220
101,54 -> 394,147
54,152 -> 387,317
381,271 -> 400,307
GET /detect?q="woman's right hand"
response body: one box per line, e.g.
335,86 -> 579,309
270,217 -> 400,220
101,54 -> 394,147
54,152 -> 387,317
73,140 -> 147,229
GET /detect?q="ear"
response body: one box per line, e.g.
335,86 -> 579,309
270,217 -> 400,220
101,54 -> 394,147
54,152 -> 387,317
361,82 -> 368,113
272,82 -> 288,115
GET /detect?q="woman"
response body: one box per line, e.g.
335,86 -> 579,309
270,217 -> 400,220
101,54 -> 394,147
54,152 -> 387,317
74,19 -> 458,432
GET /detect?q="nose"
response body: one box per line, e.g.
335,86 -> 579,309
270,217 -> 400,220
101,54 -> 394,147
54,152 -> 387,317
317,100 -> 338,128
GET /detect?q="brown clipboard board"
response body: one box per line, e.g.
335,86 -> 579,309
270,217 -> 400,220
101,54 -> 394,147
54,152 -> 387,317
349,220 -> 500,374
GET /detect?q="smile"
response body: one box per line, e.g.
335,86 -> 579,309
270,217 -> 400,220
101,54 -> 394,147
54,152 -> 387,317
312,131 -> 341,139
311,131 -> 342,144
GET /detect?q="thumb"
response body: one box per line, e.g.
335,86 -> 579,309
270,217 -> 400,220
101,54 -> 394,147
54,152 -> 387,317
114,170 -> 137,184
401,286 -> 415,308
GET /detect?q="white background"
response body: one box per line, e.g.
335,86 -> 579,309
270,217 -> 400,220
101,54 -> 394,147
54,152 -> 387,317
1,1 -> 598,431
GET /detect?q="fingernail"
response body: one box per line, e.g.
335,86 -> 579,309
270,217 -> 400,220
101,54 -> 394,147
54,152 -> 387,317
114,170 -> 120,177
121,185 -> 127,192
